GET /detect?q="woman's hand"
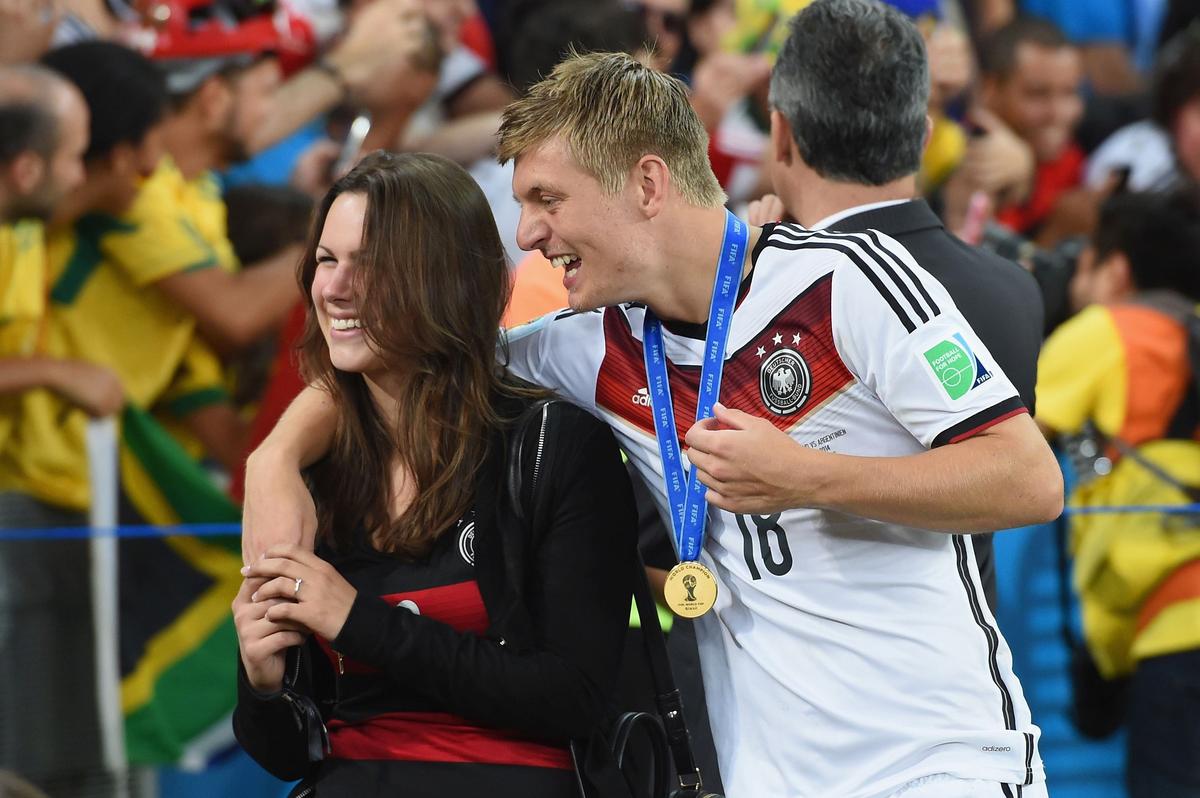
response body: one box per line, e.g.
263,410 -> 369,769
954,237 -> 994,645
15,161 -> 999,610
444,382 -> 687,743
232,578 -> 308,694
242,545 -> 358,642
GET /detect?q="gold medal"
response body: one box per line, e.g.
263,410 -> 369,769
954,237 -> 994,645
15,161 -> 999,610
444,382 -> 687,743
663,561 -> 718,618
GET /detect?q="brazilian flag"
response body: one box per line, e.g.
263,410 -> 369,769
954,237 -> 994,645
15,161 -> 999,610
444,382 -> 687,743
116,404 -> 241,764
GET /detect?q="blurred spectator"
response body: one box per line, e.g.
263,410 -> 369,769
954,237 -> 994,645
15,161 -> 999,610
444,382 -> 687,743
500,0 -> 646,94
683,0 -> 772,203
0,66 -> 86,223
967,0 -> 1160,92
702,0 -> 977,196
920,21 -> 975,191
338,7 -> 441,158
228,0 -> 486,195
944,17 -> 1085,240
630,0 -> 689,72
2,40 -> 169,511
0,64 -> 123,462
0,0 -> 61,64
1035,186 -> 1200,798
151,50 -> 306,356
48,0 -> 434,168
0,41 -> 168,798
1087,22 -> 1200,191
398,0 -> 514,164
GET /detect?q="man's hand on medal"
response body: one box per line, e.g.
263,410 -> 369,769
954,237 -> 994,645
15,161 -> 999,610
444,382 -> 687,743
685,402 -> 814,514
241,545 -> 358,642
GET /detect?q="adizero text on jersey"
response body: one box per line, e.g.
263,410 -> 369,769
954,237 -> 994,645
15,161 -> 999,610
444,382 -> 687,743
505,224 -> 1043,798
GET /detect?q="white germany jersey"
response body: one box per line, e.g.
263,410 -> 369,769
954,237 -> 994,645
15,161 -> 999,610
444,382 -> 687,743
505,223 -> 1044,798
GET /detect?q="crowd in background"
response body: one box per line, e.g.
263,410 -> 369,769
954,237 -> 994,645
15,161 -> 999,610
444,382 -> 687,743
2,0 -> 1200,796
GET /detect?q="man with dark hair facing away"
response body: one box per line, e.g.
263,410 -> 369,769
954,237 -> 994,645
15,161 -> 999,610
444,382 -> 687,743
753,0 -> 1045,613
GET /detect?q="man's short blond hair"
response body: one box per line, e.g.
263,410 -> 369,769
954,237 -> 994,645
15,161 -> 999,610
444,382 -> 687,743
497,51 -> 727,208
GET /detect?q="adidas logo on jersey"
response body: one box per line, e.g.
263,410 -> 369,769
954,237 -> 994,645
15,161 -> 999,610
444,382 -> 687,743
632,387 -> 652,407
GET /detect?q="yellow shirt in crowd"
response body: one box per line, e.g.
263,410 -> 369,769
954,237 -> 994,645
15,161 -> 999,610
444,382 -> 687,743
0,159 -> 236,511
0,219 -> 48,456
1037,302 -> 1200,677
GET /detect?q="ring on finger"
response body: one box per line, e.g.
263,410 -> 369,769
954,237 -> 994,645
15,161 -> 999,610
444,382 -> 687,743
293,577 -> 302,598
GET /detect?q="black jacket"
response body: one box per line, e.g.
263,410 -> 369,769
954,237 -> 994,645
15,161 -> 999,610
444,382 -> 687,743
233,394 -> 639,788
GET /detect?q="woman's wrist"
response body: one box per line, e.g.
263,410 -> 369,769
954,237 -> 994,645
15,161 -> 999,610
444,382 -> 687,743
245,436 -> 303,483
240,656 -> 284,696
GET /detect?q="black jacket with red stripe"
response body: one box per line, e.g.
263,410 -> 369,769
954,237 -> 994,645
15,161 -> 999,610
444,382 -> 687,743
232,396 -> 639,794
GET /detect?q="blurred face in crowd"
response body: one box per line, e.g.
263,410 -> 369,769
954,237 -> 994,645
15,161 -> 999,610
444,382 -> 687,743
687,0 -> 737,60
632,0 -> 688,72
513,136 -> 644,312
54,122 -> 164,223
1172,97 -> 1200,181
1068,246 -> 1131,312
312,191 -> 385,379
221,58 -> 282,165
983,42 -> 1083,163
7,84 -> 89,221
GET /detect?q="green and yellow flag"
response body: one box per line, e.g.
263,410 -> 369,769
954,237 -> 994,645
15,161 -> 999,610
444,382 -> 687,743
117,404 -> 241,764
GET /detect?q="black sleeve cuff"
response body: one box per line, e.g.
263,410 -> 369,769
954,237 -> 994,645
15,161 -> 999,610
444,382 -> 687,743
931,395 -> 1028,448
236,658 -> 286,704
331,591 -> 403,665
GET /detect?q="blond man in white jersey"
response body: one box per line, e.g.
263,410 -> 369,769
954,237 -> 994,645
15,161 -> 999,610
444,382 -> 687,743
241,41 -> 1062,798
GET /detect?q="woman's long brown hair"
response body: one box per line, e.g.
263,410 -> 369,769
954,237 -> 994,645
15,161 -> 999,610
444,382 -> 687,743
298,151 -> 525,557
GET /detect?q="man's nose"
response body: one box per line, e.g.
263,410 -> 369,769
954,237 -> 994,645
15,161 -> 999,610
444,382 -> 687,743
515,208 -> 547,253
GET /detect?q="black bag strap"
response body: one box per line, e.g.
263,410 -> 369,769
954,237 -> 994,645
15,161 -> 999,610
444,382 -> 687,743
628,556 -> 708,795
508,398 -> 719,797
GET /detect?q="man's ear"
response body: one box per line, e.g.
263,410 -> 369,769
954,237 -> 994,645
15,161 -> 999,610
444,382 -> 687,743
197,75 -> 234,131
1108,251 -> 1135,295
769,109 -> 794,168
9,151 -> 46,196
633,154 -> 670,218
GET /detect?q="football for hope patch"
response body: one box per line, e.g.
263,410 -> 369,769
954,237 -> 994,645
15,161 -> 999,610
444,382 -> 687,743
921,332 -> 992,401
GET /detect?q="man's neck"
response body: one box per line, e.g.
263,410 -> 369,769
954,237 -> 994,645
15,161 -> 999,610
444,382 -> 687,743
162,119 -> 219,182
790,174 -> 916,229
48,178 -> 107,227
642,205 -> 760,325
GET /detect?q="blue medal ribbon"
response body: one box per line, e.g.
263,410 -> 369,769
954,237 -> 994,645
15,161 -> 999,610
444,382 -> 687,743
643,210 -> 747,562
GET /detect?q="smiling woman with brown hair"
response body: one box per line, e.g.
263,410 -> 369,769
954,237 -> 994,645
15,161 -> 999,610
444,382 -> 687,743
232,150 -> 638,798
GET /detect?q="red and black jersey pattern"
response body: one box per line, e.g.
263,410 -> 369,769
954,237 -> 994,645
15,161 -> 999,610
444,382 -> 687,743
314,515 -> 571,770
595,272 -> 855,437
